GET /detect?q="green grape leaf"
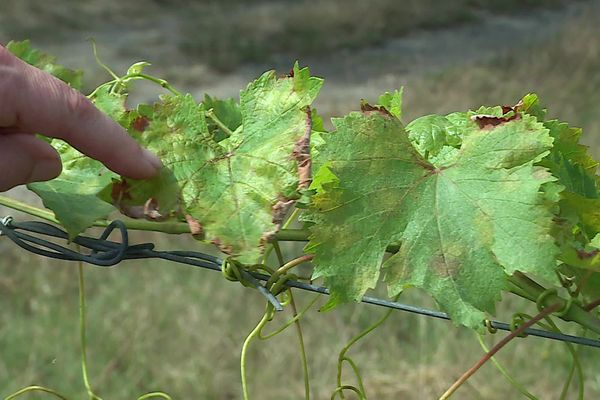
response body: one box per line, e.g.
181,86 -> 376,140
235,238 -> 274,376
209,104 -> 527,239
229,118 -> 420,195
377,89 -> 403,120
561,193 -> 600,237
306,105 -> 557,329
525,95 -> 600,262
105,65 -> 323,262
126,61 -> 152,76
540,120 -> 598,198
202,94 -> 242,142
523,94 -> 597,199
7,40 -> 83,89
520,93 -> 547,120
27,141 -> 117,238
405,112 -> 467,166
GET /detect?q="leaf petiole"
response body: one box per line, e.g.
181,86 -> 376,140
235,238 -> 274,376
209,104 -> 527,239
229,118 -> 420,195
206,108 -> 234,139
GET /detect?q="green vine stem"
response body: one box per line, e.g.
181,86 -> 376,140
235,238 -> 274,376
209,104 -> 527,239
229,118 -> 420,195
0,195 -> 301,237
476,334 -> 538,400
4,196 -> 600,335
439,303 -> 561,400
541,318 -> 584,400
121,74 -> 181,96
78,260 -> 103,400
240,307 -> 272,400
206,109 -> 234,138
509,272 -> 600,334
4,386 -> 68,400
330,385 -> 365,400
136,392 -> 174,400
334,295 -> 399,400
270,241 -> 311,400
289,292 -> 311,400
259,294 -> 321,340
262,208 -> 301,265
266,254 -> 314,291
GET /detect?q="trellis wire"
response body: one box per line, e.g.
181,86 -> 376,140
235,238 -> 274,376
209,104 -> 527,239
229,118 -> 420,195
2,215 -> 600,349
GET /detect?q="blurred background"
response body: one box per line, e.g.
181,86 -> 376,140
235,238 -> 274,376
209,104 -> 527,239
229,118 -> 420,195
2,0 -> 600,398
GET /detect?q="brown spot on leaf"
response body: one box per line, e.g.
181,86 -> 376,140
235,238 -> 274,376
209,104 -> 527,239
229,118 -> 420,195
472,113 -> 520,129
185,214 -> 204,238
110,179 -> 146,218
430,251 -> 460,278
272,198 -> 296,227
260,107 -> 314,246
292,107 -> 313,190
132,116 -> 149,132
211,238 -> 233,255
110,180 -> 179,221
360,100 -> 392,118
472,98 -> 525,129
577,248 -> 600,259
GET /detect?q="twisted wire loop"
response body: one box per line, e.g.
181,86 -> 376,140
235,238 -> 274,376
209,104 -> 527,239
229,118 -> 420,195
2,217 -> 600,349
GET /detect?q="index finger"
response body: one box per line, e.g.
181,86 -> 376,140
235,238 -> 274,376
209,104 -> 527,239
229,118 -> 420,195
0,46 -> 162,179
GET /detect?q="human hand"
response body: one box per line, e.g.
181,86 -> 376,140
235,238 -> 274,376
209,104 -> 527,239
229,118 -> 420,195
0,45 -> 162,192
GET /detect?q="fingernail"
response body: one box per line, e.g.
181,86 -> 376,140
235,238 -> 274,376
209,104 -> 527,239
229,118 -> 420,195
142,148 -> 163,171
30,159 -> 61,183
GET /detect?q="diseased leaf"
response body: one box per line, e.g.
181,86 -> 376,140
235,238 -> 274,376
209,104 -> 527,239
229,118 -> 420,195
105,65 -> 323,262
306,105 -> 557,329
7,40 -> 83,89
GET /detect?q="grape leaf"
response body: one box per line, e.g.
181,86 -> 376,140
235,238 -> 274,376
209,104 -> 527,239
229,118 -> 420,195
539,120 -> 598,198
7,40 -> 83,89
405,113 -> 466,166
306,105 -> 557,329
521,94 -> 600,263
523,94 -> 597,199
28,141 -> 117,238
202,94 -> 242,142
105,65 -> 323,262
377,89 -> 403,120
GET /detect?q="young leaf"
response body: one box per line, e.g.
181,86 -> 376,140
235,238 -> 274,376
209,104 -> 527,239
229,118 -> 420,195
377,89 -> 403,120
7,40 -> 83,89
306,105 -> 557,329
202,94 -> 242,142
